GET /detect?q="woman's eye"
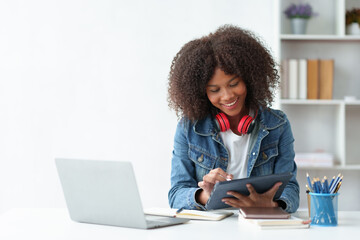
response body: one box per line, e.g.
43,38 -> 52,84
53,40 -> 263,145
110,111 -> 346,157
209,89 -> 220,93
230,81 -> 239,87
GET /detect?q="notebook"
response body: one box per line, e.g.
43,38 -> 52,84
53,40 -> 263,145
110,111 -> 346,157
239,207 -> 290,219
144,207 -> 234,221
55,158 -> 189,229
238,214 -> 310,230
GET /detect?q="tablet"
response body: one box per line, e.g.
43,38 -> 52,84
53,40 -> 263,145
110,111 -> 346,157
205,172 -> 293,210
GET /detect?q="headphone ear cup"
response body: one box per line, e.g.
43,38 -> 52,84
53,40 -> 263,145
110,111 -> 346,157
215,113 -> 230,132
238,115 -> 254,135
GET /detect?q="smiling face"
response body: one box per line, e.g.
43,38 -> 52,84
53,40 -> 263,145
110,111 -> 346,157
206,67 -> 247,119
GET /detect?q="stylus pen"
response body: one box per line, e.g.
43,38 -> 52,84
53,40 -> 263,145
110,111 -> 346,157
176,207 -> 184,214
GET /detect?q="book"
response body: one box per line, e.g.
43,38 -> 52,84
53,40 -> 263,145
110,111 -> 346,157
144,208 -> 234,221
319,59 -> 334,99
280,59 -> 289,99
307,59 -> 319,99
238,214 -> 310,230
298,59 -> 307,100
295,152 -> 334,167
239,207 -> 290,219
288,59 -> 298,99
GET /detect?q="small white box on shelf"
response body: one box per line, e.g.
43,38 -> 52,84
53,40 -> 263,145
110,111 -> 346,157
295,152 -> 334,167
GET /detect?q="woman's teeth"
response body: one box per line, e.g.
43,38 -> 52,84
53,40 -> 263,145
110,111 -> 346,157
224,98 -> 237,107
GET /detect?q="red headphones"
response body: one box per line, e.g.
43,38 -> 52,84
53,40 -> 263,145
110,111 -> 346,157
214,111 -> 257,135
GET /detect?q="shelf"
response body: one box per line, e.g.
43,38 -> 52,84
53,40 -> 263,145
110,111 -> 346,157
344,101 -> 360,106
278,0 -> 360,171
278,0 -> 360,211
281,34 -> 360,41
280,99 -> 360,105
280,99 -> 342,105
298,165 -> 360,170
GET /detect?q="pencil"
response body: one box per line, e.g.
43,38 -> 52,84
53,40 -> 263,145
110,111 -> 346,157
334,181 -> 342,193
330,174 -> 342,193
329,176 -> 335,189
306,173 -> 313,192
332,176 -> 343,194
323,176 -> 330,193
306,190 -> 311,218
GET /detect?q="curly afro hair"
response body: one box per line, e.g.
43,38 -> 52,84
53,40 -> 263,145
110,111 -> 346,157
167,24 -> 280,121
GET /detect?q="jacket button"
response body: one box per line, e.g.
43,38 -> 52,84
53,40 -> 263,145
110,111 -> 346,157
262,152 -> 268,160
198,154 -> 204,162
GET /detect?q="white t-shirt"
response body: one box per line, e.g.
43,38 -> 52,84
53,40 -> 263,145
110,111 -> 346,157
219,128 -> 251,179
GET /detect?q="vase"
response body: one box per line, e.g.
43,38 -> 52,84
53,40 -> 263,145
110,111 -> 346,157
291,18 -> 308,34
346,23 -> 360,35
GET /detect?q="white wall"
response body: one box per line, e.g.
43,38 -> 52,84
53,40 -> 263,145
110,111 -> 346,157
0,0 -> 275,214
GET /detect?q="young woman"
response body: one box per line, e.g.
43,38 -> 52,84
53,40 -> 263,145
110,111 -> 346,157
167,25 -> 299,213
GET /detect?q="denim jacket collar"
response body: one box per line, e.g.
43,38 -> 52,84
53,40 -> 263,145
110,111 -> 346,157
193,116 -> 217,136
193,107 -> 286,135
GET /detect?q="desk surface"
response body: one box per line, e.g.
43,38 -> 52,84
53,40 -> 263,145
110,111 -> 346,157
0,208 -> 360,240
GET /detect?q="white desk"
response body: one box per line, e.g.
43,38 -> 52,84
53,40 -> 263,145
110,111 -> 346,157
0,208 -> 359,240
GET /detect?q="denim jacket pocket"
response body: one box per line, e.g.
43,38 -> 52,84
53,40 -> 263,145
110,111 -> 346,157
253,142 -> 278,174
188,146 -> 216,182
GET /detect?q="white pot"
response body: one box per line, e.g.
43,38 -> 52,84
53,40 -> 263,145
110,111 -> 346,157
291,18 -> 308,34
346,22 -> 360,35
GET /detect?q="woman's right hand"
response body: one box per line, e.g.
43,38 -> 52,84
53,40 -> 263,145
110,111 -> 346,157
196,168 -> 233,205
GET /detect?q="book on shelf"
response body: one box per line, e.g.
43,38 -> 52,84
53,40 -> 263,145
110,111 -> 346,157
238,211 -> 310,230
281,58 -> 335,100
288,59 -> 298,99
298,59 -> 307,100
144,207 -> 234,221
307,59 -> 320,99
319,59 -> 334,100
294,152 -> 334,167
280,59 -> 289,99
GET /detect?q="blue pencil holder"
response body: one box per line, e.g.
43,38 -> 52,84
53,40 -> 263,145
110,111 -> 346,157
309,192 -> 339,226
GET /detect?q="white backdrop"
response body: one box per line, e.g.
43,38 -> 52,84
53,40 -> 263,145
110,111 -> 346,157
0,0 -> 276,214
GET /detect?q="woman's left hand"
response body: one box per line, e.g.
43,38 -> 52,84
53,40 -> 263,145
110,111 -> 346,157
221,182 -> 282,208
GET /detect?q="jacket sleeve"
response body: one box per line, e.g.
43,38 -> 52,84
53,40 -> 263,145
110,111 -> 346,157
274,114 -> 300,213
168,119 -> 206,210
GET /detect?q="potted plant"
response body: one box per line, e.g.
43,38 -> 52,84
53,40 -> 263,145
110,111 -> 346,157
284,3 -> 316,34
346,8 -> 360,35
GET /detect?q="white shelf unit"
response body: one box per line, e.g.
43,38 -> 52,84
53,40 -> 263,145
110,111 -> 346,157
275,0 -> 360,211
281,34 -> 360,40
276,0 -> 360,170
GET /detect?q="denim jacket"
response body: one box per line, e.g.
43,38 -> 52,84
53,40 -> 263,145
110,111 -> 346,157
168,107 -> 299,213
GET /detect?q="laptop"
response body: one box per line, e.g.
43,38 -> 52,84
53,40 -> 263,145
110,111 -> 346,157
55,158 -> 189,229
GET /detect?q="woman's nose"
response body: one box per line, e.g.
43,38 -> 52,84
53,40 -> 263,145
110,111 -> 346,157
221,88 -> 234,100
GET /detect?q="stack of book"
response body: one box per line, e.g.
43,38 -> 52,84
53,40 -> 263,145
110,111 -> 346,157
238,207 -> 310,230
295,152 -> 334,167
281,59 -> 334,100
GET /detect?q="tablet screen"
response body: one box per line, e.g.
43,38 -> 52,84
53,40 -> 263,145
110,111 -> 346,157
205,172 -> 293,210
